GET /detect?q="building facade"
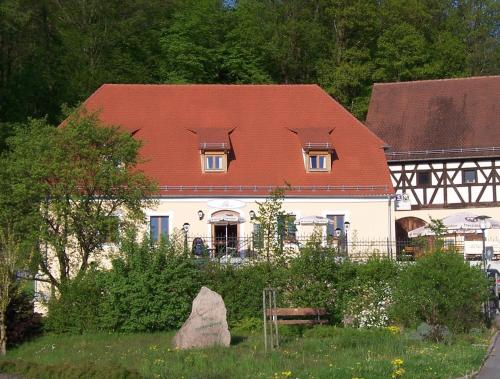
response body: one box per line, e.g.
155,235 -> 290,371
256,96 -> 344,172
365,76 -> 500,255
81,84 -> 395,255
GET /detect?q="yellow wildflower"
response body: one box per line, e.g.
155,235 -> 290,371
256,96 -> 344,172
391,368 -> 405,378
386,325 -> 401,335
391,358 -> 404,366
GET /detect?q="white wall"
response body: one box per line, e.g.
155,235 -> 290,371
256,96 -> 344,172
144,196 -> 395,241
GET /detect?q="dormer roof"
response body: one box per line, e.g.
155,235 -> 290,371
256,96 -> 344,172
289,127 -> 334,152
189,127 -> 233,152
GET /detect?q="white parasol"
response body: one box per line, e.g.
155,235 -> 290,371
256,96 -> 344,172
408,212 -> 500,238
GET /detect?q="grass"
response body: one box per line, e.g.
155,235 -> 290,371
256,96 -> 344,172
0,326 -> 491,379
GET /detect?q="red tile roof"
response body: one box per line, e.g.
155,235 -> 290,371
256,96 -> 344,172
365,76 -> 500,161
83,84 -> 393,196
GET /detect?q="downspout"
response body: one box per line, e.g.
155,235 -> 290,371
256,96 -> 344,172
387,194 -> 394,259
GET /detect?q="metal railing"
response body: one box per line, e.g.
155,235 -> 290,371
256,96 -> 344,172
188,236 -> 260,259
304,142 -> 332,150
386,146 -> 500,159
200,142 -> 228,150
185,235 -> 475,262
159,184 -> 390,193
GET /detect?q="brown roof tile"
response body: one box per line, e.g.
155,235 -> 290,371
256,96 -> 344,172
365,76 -> 500,161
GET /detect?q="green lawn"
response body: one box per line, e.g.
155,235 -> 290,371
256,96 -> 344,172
0,327 -> 490,379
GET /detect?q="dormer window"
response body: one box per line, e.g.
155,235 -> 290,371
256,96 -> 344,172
307,152 -> 331,171
189,127 -> 234,174
288,127 -> 334,173
309,154 -> 328,171
204,153 -> 226,172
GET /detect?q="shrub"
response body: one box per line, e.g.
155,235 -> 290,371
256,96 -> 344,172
202,247 -> 398,328
335,257 -> 399,326
46,232 -> 202,334
45,268 -> 104,334
284,243 -> 338,314
201,261 -> 282,325
7,284 -> 43,346
343,282 -> 392,328
98,235 -> 201,332
391,251 -> 488,337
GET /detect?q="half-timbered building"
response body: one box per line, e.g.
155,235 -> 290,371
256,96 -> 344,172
366,76 -> 500,244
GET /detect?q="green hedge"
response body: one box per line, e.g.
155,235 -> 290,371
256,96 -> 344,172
46,235 -> 201,333
44,237 -> 488,336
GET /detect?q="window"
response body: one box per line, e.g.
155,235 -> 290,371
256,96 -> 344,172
463,169 -> 477,184
308,154 -> 328,171
278,214 -> 297,243
150,216 -> 169,242
102,216 -> 120,243
204,154 -> 225,172
417,171 -> 431,186
326,215 -> 345,237
252,224 -> 264,249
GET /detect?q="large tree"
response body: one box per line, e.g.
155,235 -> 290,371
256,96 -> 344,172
0,138 -> 38,355
3,110 -> 157,289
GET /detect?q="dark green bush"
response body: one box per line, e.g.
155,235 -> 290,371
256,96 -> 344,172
284,245 -> 339,314
7,285 -> 43,347
46,233 -> 202,334
98,236 -> 201,332
391,251 -> 488,336
45,269 -> 104,334
202,261 -> 283,325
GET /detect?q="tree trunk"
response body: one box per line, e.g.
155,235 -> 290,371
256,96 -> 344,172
0,309 -> 6,356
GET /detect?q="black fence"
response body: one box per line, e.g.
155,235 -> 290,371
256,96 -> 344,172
185,235 -> 469,262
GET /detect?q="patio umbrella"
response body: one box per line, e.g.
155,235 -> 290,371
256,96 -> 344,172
294,215 -> 331,225
408,212 -> 500,238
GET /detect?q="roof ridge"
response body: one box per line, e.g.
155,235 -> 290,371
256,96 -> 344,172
373,75 -> 500,87
101,83 -> 320,88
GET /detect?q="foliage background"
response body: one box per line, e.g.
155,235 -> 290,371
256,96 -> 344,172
1,0 -> 498,145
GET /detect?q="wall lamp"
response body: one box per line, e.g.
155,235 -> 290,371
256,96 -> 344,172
344,221 -> 350,231
198,210 -> 204,220
182,223 -> 190,233
249,210 -> 256,220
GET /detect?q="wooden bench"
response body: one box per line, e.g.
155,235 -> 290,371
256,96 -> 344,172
265,307 -> 328,325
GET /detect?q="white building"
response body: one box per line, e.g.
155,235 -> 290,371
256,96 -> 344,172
81,84 -> 395,255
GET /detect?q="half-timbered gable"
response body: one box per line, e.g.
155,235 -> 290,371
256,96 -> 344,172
389,159 -> 500,209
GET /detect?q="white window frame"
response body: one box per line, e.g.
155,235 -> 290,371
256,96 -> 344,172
307,153 -> 330,172
204,153 -> 226,172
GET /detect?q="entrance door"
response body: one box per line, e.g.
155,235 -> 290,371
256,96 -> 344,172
214,224 -> 238,256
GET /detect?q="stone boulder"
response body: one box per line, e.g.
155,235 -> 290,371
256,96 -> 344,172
172,286 -> 231,349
